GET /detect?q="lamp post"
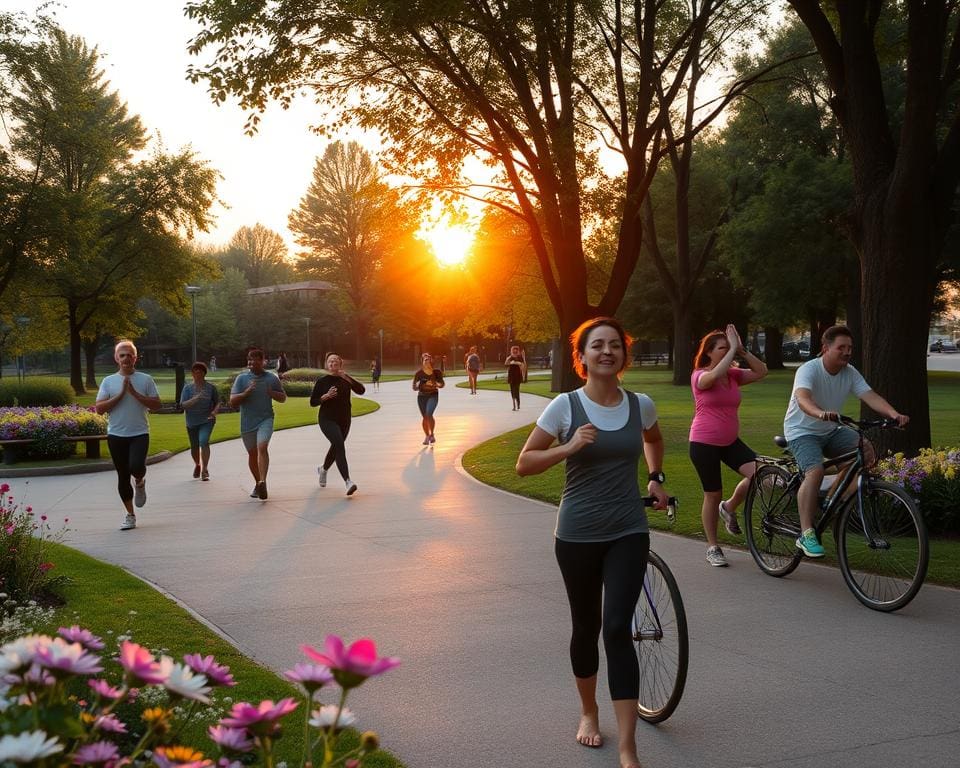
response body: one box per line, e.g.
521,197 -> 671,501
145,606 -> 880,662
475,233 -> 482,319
378,328 -> 383,370
185,286 -> 202,363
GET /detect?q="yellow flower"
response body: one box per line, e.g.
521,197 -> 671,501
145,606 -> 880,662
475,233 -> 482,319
154,745 -> 206,762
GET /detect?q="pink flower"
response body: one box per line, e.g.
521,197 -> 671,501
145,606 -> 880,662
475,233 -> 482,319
72,741 -> 128,766
207,726 -> 254,753
34,637 -> 103,676
220,699 -> 298,736
283,662 -> 333,693
88,679 -> 124,700
301,636 -> 400,689
0,484 -> 8,494
59,626 -> 105,651
158,657 -> 211,703
93,714 -> 127,734
118,641 -> 165,685
183,654 -> 236,687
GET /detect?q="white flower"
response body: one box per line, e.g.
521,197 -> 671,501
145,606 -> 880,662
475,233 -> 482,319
0,731 -> 62,762
158,656 -> 211,703
309,704 -> 357,730
0,635 -> 48,674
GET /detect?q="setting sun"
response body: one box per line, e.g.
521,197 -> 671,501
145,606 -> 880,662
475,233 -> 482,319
423,222 -> 475,267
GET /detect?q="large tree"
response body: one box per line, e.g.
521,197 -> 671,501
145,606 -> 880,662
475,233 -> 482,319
220,224 -> 294,289
785,1 -> 960,452
186,0 -> 774,390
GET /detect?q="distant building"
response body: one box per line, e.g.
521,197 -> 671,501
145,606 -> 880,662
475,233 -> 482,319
246,280 -> 334,300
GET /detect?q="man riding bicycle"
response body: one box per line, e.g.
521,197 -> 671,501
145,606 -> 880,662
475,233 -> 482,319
783,325 -> 909,557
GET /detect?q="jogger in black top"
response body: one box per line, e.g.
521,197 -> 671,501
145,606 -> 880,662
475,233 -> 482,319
310,353 -> 366,496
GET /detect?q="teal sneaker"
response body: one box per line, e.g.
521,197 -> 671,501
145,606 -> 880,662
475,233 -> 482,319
796,528 -> 825,557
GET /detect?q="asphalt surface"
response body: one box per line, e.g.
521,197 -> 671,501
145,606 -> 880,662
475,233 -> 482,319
4,376 -> 959,768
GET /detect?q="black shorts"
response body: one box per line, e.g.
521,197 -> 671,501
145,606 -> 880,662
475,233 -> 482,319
689,438 -> 757,492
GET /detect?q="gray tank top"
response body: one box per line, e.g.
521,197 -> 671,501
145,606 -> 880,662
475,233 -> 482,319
555,390 -> 650,542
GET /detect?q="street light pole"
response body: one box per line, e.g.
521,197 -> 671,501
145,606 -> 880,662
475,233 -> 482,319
378,328 -> 383,370
185,286 -> 202,363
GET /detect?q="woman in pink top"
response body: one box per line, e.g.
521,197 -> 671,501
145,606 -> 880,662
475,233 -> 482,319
689,324 -> 767,567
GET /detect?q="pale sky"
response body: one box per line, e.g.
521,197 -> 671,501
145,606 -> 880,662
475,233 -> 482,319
4,0 -> 346,254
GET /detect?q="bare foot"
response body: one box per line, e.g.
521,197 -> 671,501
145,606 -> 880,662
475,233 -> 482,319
576,711 -> 602,748
620,748 -> 642,768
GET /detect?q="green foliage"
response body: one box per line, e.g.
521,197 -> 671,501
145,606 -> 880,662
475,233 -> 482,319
281,379 -> 313,397
0,376 -> 76,406
877,448 -> 960,536
0,483 -> 69,605
281,367 -> 325,381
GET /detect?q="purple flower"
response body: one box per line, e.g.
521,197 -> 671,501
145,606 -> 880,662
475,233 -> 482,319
301,635 -> 400,689
72,741 -> 127,766
59,626 -> 105,651
220,699 -> 298,736
93,714 -> 127,734
183,654 -> 236,687
283,662 -> 334,693
34,638 -> 103,677
207,726 -> 255,753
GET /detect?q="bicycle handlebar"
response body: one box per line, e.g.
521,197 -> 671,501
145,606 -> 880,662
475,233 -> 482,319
834,415 -> 902,430
642,495 -> 678,522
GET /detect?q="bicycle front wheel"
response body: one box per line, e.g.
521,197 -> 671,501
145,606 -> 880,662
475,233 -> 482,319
837,479 -> 928,612
744,464 -> 802,577
633,550 -> 688,723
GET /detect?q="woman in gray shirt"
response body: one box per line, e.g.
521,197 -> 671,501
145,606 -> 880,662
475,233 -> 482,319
516,317 -> 669,768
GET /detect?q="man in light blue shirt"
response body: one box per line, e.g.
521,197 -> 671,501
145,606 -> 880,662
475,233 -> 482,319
230,348 -> 286,500
784,325 -> 908,557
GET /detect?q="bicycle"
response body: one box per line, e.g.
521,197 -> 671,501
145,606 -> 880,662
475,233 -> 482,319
743,416 -> 929,612
633,496 -> 688,723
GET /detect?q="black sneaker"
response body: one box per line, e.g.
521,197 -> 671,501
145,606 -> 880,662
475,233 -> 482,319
250,486 -> 259,498
257,481 -> 268,500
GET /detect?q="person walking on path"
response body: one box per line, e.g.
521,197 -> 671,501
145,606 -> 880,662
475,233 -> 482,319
179,361 -> 220,482
277,351 -> 290,377
95,339 -> 162,531
516,317 -> 669,768
370,358 -> 382,392
311,352 -> 365,496
505,344 -> 526,410
689,324 -> 768,567
230,348 -> 287,500
413,352 -> 444,445
465,345 -> 482,395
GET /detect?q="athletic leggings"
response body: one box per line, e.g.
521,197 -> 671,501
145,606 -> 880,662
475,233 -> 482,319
319,417 -> 352,480
509,379 -> 521,407
107,434 -> 149,502
554,532 -> 650,700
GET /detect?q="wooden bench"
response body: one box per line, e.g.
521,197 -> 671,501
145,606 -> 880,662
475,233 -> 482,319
0,434 -> 109,465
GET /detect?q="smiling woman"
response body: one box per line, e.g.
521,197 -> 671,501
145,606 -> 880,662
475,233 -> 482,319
423,222 -> 475,267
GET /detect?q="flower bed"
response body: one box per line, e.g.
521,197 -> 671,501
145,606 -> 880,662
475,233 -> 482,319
0,406 -> 107,460
877,447 -> 960,536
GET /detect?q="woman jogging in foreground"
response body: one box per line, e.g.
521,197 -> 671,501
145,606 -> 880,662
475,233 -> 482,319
311,352 -> 365,496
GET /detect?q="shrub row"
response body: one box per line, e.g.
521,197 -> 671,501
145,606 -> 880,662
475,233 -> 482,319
0,377 -> 76,407
877,448 -> 960,535
0,406 -> 107,460
216,373 -> 316,400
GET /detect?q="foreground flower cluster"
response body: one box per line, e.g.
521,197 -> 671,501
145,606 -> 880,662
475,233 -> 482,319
877,447 -> 960,535
0,628 -> 399,767
0,485 -> 68,603
0,407 -> 107,460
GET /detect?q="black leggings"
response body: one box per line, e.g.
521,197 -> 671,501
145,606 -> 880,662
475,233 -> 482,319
107,434 -> 149,502
319,417 -> 352,480
509,379 -> 521,407
555,532 -> 650,700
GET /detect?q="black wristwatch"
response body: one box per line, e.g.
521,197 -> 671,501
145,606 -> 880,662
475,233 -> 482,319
648,471 -> 666,484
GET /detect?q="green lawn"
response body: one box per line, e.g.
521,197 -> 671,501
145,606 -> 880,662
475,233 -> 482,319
461,367 -> 960,587
35,543 -> 404,767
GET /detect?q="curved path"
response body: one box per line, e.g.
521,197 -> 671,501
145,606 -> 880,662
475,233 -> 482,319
5,377 -> 960,768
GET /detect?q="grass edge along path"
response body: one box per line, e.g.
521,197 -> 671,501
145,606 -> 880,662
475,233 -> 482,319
461,369 -> 960,588
39,542 -> 405,767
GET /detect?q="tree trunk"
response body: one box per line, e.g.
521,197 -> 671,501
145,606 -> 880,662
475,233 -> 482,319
764,326 -> 784,369
68,302 -> 85,395
83,336 -> 99,390
671,307 -> 694,386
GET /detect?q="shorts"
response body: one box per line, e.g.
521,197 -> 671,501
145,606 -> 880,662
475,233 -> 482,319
417,393 -> 439,417
186,421 -> 215,449
689,438 -> 757,492
241,418 -> 275,451
787,426 -> 859,473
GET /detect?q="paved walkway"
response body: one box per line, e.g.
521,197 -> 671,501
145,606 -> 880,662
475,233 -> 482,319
5,378 -> 960,768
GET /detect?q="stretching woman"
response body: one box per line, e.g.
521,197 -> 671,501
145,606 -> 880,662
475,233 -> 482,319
311,352 -> 365,496
517,317 -> 668,768
413,352 -> 444,445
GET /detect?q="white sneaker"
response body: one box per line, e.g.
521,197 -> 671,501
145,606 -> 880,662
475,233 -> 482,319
317,467 -> 327,487
719,501 -> 742,535
120,513 -> 137,531
345,480 -> 358,497
134,479 -> 146,508
706,546 -> 728,567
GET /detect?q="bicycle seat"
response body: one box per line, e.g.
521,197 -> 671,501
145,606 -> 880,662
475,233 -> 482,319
773,436 -> 788,448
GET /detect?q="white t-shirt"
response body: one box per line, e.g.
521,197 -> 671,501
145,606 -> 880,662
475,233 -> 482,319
536,387 -> 658,440
783,358 -> 871,440
96,371 -> 159,437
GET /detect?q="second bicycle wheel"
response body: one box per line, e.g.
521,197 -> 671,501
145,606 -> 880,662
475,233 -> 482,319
837,479 -> 929,612
633,550 -> 688,723
744,463 -> 802,577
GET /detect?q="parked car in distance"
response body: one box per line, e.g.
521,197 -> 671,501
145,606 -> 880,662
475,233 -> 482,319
781,341 -> 810,361
930,339 -> 958,353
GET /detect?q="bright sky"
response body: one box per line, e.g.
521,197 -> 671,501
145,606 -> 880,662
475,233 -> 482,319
5,0 -> 341,254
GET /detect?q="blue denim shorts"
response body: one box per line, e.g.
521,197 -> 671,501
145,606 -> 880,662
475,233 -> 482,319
787,426 -> 859,473
241,418 -> 275,451
186,421 -> 215,449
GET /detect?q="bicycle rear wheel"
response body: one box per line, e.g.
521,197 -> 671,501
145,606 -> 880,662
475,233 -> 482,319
744,464 -> 802,577
837,479 -> 928,612
633,550 -> 688,723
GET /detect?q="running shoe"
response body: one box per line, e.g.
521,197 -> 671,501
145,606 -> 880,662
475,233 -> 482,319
257,481 -> 268,500
250,486 -> 259,498
429,434 -> 436,444
719,501 -> 742,535
796,528 -> 825,557
193,465 -> 201,479
201,470 -> 209,481
318,466 -> 327,487
706,545 -> 728,567
120,513 -> 137,531
422,436 -> 430,445
345,480 -> 358,497
134,479 -> 147,508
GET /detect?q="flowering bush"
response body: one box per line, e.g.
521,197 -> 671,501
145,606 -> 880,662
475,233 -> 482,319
0,485 -> 68,604
0,407 -> 107,460
0,629 -> 399,768
877,448 -> 960,535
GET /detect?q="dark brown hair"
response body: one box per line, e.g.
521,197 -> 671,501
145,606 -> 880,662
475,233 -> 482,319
821,325 -> 853,348
569,317 -> 633,380
694,330 -> 727,369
